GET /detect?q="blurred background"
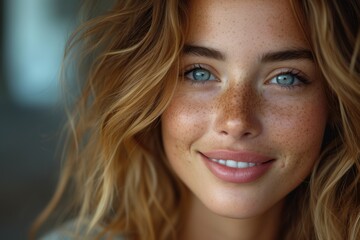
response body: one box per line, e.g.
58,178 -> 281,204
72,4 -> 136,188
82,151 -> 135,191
1,0 -> 80,238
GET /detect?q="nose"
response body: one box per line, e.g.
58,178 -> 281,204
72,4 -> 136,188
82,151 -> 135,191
213,83 -> 262,139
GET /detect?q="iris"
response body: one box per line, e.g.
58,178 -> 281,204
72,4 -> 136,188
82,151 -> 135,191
192,68 -> 211,81
276,74 -> 295,85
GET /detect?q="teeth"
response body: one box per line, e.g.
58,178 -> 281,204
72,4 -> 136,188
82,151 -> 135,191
219,159 -> 226,165
237,161 -> 249,168
211,159 -> 257,169
226,160 -> 237,168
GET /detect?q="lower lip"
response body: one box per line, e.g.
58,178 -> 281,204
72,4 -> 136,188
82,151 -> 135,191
201,155 -> 274,183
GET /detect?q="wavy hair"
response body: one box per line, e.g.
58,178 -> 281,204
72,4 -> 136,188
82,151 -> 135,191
31,0 -> 360,240
283,0 -> 360,239
31,0 -> 189,239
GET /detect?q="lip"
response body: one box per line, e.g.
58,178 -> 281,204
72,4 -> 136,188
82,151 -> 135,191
200,150 -> 274,183
202,150 -> 273,164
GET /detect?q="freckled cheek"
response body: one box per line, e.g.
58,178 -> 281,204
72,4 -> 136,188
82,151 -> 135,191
265,99 -> 328,161
161,96 -> 211,153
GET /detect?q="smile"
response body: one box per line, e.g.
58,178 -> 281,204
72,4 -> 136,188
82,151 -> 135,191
210,159 -> 257,168
200,150 -> 274,183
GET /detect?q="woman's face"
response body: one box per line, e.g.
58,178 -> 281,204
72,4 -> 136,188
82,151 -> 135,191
161,0 -> 328,218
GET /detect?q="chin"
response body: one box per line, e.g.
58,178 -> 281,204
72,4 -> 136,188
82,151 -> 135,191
195,190 -> 284,220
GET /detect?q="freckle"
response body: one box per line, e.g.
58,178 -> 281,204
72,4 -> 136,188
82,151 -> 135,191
175,143 -> 180,150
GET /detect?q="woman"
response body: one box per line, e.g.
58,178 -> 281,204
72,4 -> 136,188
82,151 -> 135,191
32,0 -> 360,239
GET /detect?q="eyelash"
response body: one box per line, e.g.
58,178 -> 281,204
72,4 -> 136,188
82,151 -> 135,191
181,65 -> 310,88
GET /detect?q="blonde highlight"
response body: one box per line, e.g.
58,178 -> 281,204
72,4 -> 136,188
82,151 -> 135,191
31,1 -> 189,239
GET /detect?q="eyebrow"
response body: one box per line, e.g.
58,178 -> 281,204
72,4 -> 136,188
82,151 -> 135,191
183,44 -> 313,62
261,49 -> 314,62
183,44 -> 225,61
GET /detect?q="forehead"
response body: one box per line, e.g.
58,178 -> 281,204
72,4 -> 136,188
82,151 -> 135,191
186,0 -> 308,54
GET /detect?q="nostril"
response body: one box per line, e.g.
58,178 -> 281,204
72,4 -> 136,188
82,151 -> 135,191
219,129 -> 253,137
243,132 -> 252,137
220,130 -> 229,135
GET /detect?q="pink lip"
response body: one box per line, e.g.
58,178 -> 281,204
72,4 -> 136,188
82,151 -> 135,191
200,150 -> 274,183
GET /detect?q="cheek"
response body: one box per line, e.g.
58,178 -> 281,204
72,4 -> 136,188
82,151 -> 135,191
161,94 -> 209,158
265,94 -> 328,177
161,94 -> 212,183
270,103 -> 326,147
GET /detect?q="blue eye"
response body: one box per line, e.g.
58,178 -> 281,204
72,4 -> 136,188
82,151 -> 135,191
269,72 -> 307,87
275,74 -> 295,85
185,67 -> 216,82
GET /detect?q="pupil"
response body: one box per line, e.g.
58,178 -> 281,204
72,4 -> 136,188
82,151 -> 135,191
277,74 -> 294,85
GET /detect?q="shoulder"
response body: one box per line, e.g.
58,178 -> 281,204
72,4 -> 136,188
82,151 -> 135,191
40,220 -> 125,240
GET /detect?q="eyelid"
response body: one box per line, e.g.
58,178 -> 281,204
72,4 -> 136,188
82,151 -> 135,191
183,64 -> 216,74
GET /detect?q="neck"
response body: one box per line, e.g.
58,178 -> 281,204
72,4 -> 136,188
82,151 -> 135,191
180,195 -> 284,240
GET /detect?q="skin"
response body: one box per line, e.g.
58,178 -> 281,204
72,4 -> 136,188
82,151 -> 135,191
161,0 -> 328,239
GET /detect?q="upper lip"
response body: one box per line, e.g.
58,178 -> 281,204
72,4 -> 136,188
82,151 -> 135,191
200,150 -> 274,163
